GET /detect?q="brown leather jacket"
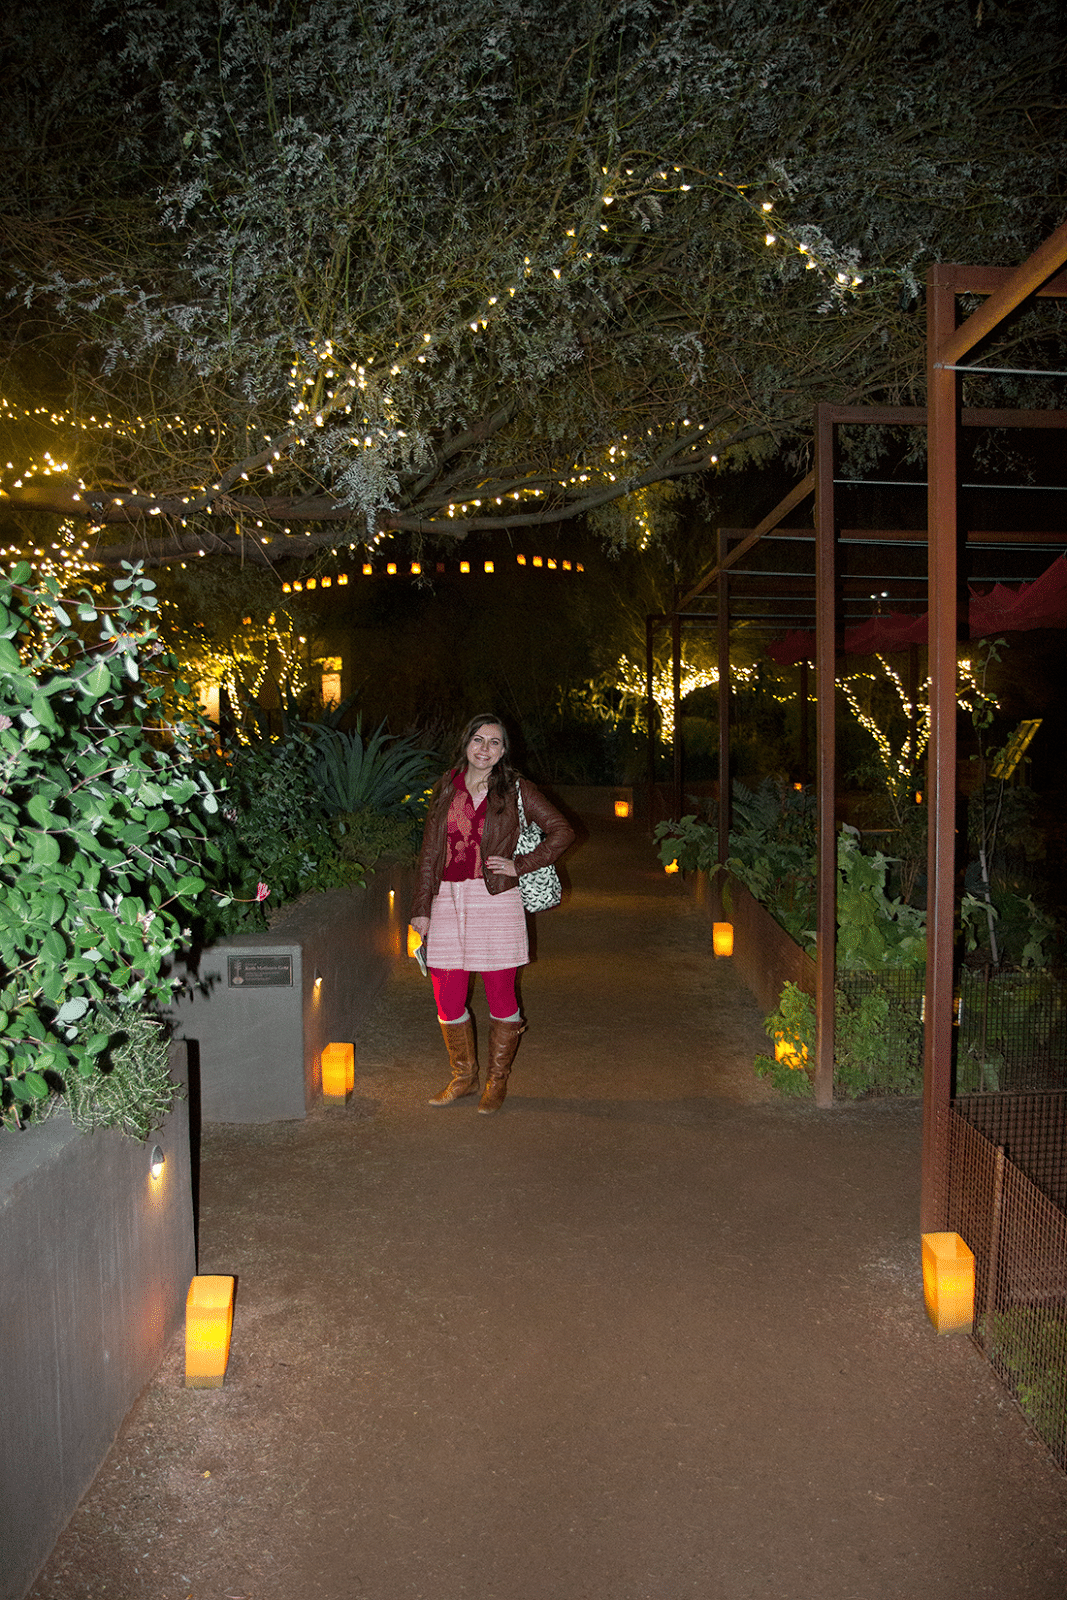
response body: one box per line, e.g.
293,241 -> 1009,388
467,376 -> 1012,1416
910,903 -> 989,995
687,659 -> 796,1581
410,771 -> 575,922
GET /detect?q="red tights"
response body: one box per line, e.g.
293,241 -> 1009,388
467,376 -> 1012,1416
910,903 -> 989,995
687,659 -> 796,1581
431,967 -> 519,1023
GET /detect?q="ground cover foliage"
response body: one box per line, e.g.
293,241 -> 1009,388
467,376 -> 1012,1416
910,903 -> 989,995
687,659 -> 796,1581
2,0 -> 1066,563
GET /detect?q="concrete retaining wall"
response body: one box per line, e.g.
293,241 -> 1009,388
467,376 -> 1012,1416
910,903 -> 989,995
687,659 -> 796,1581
171,866 -> 414,1122
0,1048 -> 195,1600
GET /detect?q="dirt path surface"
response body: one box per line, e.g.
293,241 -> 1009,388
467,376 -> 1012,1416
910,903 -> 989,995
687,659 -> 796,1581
29,818 -> 1067,1600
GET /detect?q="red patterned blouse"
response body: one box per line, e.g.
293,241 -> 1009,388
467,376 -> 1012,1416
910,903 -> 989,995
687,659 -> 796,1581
440,770 -> 488,882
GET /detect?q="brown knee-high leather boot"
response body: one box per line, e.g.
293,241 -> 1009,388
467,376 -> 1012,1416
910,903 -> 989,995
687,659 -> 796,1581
478,1016 -> 526,1114
429,1014 -> 479,1106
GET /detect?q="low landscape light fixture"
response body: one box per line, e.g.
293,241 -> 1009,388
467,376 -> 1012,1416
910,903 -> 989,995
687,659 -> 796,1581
149,1144 -> 165,1179
664,859 -> 680,875
322,1042 -> 355,1103
185,1276 -> 235,1388
921,1232 -> 975,1335
774,1033 -> 807,1069
614,799 -> 631,818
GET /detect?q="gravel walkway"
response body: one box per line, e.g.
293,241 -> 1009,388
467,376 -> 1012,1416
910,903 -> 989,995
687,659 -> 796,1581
29,817 -> 1067,1600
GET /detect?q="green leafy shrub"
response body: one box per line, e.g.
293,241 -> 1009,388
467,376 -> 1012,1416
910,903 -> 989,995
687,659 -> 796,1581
203,735 -> 359,937
755,980 -> 815,1097
0,563 -> 220,1130
203,717 -> 436,936
332,808 -> 423,871
836,826 -> 926,969
655,778 -> 817,941
757,979 -> 924,1099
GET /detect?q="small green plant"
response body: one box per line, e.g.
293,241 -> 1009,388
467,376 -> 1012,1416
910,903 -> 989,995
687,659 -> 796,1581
836,826 -> 926,969
43,1001 -> 178,1138
655,778 -> 817,942
203,734 -> 359,936
755,980 -> 815,1097
309,717 -> 438,816
757,979 -> 923,1099
332,808 -> 423,871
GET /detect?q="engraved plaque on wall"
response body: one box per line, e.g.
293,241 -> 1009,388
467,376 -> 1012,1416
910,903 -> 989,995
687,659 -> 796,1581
227,955 -> 294,988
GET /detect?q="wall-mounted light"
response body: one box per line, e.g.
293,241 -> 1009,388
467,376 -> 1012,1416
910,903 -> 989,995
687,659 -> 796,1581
664,859 -> 680,875
921,1232 -> 975,1335
712,922 -> 734,958
185,1276 -> 235,1388
614,799 -> 631,818
149,1144 -> 165,1179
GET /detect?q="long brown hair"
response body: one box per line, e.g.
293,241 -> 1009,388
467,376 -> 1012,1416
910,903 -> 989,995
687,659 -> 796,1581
450,713 -> 517,807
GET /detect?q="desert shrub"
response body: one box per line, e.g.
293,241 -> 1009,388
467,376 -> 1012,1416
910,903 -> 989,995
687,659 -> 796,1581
0,563 -> 220,1130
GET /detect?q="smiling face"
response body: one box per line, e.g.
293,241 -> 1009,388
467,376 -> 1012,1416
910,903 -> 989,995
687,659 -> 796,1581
465,722 -> 505,775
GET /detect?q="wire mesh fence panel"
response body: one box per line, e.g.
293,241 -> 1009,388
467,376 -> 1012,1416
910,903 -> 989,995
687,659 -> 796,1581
958,969 -> 1067,1094
836,969 -> 925,1094
943,1105 -> 1067,1472
837,968 -> 1067,1097
954,1092 -> 1067,1211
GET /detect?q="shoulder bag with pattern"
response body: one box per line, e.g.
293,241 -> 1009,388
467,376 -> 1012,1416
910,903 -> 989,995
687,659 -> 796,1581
515,781 -> 562,912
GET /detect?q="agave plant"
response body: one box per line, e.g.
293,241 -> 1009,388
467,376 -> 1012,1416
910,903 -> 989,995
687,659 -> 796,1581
310,718 -> 438,817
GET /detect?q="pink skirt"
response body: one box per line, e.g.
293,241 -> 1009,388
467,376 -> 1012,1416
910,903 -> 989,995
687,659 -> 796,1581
426,877 -> 528,971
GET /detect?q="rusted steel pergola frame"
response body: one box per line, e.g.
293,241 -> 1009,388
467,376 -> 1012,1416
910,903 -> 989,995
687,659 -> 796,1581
650,224 -> 1067,1121
922,223 -> 1067,1229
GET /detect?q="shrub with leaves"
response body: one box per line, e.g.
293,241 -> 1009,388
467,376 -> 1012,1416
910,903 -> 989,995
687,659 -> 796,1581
204,733 -> 348,937
756,978 -> 923,1099
0,563 -> 220,1130
655,778 -> 818,941
836,826 -> 926,969
203,717 -> 436,936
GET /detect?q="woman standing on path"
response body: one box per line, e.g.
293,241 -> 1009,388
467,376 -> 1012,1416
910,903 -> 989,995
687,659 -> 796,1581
409,714 -> 574,1113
